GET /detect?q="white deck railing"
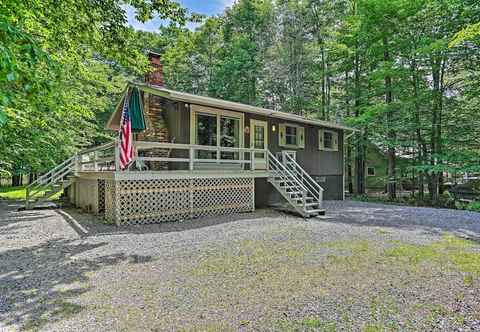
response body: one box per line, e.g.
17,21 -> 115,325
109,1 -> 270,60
75,140 -> 268,172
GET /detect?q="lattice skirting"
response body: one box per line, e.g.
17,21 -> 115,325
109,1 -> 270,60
102,177 -> 255,225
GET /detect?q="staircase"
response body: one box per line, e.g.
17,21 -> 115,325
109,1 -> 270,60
25,156 -> 76,209
267,151 -> 325,218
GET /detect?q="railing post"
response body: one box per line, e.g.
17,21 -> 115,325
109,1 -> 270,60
93,151 -> 98,171
302,189 -> 308,210
189,147 -> 194,171
75,154 -> 80,176
265,149 -> 269,171
251,148 -> 255,171
114,140 -> 120,171
318,189 -> 323,208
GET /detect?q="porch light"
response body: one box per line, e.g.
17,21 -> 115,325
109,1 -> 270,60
272,125 -> 276,132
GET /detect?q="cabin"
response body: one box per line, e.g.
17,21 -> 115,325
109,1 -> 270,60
348,143 -> 412,193
25,52 -> 355,225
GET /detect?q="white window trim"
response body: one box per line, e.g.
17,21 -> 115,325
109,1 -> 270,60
319,129 -> 339,151
190,104 -> 244,148
279,123 -> 305,149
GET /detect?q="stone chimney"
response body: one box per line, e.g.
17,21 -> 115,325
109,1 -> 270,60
145,51 -> 164,86
137,51 -> 170,170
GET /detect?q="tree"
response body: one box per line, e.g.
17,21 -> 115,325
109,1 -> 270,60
0,0 -> 192,176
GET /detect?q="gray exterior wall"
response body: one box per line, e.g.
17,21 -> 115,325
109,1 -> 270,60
154,98 -> 344,200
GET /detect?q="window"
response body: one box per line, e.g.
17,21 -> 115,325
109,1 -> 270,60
285,126 -> 297,146
279,123 -> 305,148
367,167 -> 376,176
324,131 -> 333,149
319,129 -> 339,151
191,105 -> 244,160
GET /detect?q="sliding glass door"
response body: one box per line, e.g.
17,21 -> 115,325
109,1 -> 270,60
220,116 -> 240,160
196,112 -> 217,159
192,106 -> 244,162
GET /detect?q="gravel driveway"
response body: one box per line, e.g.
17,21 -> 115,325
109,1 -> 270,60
1,200 -> 479,331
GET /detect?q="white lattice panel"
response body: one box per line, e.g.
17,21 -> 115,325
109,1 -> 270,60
104,180 -> 117,224
102,177 -> 254,225
192,178 -> 254,218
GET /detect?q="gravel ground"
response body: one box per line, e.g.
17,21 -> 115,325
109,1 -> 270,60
1,200 -> 480,331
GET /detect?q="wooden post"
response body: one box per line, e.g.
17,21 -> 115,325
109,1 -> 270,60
302,189 -> 308,210
114,140 -> 120,171
75,155 -> 80,175
93,151 -> 98,171
251,148 -> 255,171
189,147 -> 194,171
265,149 -> 269,171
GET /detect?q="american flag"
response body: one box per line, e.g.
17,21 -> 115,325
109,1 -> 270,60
119,95 -> 133,169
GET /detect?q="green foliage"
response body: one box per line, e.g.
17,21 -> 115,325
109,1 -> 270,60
0,0 -> 192,175
450,22 -> 480,46
1,0 -> 479,198
456,200 -> 480,213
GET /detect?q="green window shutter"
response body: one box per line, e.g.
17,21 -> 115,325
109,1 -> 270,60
333,131 -> 339,151
298,126 -> 305,148
319,129 -> 324,150
279,124 -> 286,147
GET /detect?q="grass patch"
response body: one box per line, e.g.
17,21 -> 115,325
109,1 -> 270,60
0,185 -> 63,201
182,234 -> 480,331
385,235 -> 480,276
0,186 -> 28,200
302,317 -> 336,331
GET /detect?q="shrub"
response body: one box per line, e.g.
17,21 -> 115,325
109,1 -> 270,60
466,201 -> 480,212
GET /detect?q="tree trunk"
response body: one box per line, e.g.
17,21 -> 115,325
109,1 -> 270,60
384,37 -> 396,200
321,46 -> 326,120
345,71 -> 354,193
430,56 -> 445,204
410,58 -> 426,202
12,175 -> 21,187
354,44 -> 365,194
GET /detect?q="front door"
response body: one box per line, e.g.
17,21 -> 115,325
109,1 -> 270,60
250,119 -> 268,169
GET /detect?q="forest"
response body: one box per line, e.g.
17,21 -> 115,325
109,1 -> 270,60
1,0 -> 479,206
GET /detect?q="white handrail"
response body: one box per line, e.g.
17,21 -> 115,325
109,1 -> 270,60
267,151 -> 310,195
134,141 -> 267,154
77,141 -> 116,155
133,141 -> 268,170
27,156 -> 76,190
283,153 -> 324,206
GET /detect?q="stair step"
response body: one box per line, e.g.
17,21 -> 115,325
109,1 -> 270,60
305,208 -> 326,215
292,196 -> 315,201
280,185 -> 299,189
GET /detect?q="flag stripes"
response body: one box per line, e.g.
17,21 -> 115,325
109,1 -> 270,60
119,95 -> 133,169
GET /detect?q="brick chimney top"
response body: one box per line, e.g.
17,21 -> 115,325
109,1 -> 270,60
146,51 -> 164,86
